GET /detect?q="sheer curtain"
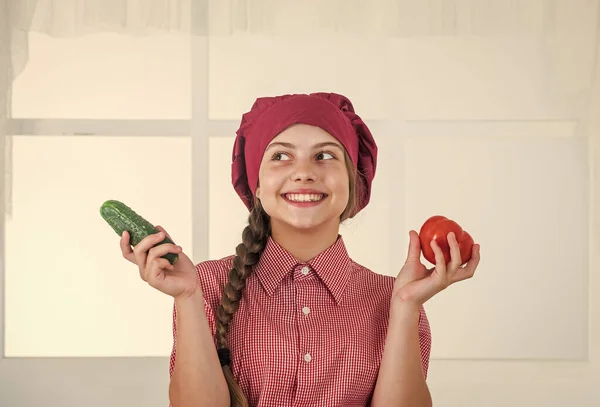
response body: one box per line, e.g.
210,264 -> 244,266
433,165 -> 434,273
1,0 -> 599,221
0,0 -> 191,216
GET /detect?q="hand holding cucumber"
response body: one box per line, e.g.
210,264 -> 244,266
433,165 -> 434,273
101,200 -> 200,300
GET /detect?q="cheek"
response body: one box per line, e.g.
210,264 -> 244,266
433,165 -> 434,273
329,170 -> 350,197
257,170 -> 282,198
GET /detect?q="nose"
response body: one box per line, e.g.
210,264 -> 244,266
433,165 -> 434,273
291,159 -> 318,183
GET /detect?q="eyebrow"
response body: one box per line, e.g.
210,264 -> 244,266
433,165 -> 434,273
265,141 -> 344,151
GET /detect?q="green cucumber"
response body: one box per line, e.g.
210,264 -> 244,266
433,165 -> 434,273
100,199 -> 179,265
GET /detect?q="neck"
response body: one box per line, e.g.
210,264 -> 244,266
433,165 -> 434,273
270,219 -> 340,262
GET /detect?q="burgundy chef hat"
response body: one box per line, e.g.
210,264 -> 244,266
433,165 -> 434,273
231,92 -> 378,218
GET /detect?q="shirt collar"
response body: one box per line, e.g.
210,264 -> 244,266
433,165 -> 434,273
253,235 -> 353,305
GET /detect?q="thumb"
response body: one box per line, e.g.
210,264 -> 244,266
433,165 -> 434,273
405,230 -> 422,263
155,225 -> 172,240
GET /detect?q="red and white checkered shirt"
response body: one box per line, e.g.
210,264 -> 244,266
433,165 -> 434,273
169,235 -> 432,407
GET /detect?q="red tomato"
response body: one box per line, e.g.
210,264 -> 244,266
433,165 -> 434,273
419,215 -> 474,266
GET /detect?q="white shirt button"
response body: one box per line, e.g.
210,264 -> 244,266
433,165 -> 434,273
302,307 -> 310,315
304,353 -> 312,363
301,266 -> 310,275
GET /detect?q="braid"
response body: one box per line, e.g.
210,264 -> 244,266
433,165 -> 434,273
216,199 -> 270,407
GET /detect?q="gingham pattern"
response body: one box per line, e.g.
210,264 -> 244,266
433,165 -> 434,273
169,235 -> 431,407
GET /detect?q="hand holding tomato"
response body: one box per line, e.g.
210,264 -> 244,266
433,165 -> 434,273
419,215 -> 474,266
392,216 -> 481,306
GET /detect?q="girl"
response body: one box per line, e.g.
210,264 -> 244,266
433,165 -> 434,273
120,92 -> 481,407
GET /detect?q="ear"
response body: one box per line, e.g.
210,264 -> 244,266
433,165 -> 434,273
255,186 -> 260,199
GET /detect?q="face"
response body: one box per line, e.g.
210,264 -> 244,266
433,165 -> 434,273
255,124 -> 351,233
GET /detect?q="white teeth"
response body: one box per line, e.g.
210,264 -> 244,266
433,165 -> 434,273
286,193 -> 324,202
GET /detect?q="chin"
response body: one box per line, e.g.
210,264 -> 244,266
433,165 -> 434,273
276,211 -> 343,234
279,217 -> 326,232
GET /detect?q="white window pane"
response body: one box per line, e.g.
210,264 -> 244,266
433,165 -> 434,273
11,32 -> 191,119
208,37 -> 386,121
404,130 -> 588,360
385,38 -> 576,120
208,133 -> 393,276
5,136 -> 192,357
335,123 -> 395,277
208,137 -> 250,260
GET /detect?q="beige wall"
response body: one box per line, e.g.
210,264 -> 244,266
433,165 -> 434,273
2,23 -> 598,407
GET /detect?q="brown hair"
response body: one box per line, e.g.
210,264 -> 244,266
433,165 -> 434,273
216,150 -> 360,406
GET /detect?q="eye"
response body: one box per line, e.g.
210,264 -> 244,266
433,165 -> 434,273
316,151 -> 335,160
271,152 -> 291,161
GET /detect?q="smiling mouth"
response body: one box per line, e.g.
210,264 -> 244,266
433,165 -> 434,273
283,193 -> 327,203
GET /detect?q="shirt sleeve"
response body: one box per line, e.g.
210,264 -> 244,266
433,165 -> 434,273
168,259 -> 229,378
418,305 -> 432,379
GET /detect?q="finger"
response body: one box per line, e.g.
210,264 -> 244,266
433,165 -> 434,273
155,225 -> 173,240
144,243 -> 182,279
133,231 -> 166,265
143,257 -> 174,283
447,232 -> 462,272
431,239 -> 448,282
120,231 -> 136,263
405,230 -> 422,263
147,242 -> 182,264
452,244 -> 481,283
